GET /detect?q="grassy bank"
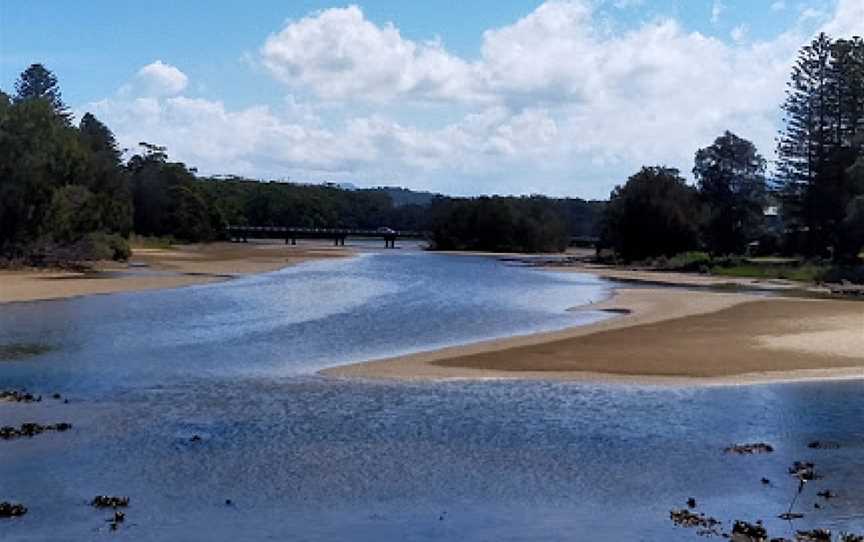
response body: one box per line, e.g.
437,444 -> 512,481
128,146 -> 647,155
628,251 -> 863,285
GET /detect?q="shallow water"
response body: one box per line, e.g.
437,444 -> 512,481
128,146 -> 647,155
1,252 -> 863,541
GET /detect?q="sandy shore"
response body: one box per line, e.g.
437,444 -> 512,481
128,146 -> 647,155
0,241 -> 351,304
324,286 -> 864,385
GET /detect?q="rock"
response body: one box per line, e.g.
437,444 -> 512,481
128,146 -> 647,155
0,390 -> 39,403
789,461 -> 820,481
670,508 -> 722,536
795,529 -> 832,541
190,435 -> 202,443
91,496 -> 129,509
687,497 -> 697,508
0,502 -> 27,518
778,512 -> 804,520
732,520 -> 768,542
761,478 -> 771,485
816,490 -> 837,499
225,499 -> 232,506
807,441 -> 840,450
52,393 -> 61,400
0,422 -> 73,440
725,443 -> 774,455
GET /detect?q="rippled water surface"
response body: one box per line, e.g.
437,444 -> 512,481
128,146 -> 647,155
1,252 -> 863,541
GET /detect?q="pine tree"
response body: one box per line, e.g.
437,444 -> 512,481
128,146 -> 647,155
777,33 -> 864,256
13,64 -> 69,120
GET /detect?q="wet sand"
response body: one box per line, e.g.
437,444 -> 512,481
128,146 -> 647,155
0,241 -> 351,304
324,287 -> 864,385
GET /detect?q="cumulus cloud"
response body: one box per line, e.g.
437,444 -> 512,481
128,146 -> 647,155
260,5 -> 483,102
129,60 -> 189,97
770,1 -> 786,12
78,0 -> 864,198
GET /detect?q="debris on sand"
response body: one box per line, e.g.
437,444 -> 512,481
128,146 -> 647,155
0,502 -> 27,518
91,496 -> 129,509
817,490 -> 837,500
0,390 -> 41,403
724,443 -> 774,455
0,422 -> 72,440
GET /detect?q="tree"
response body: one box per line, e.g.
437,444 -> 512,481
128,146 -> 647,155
777,34 -> 864,256
694,131 -> 767,255
13,64 -> 69,119
600,167 -> 701,261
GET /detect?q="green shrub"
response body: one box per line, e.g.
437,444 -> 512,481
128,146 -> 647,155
817,265 -> 864,284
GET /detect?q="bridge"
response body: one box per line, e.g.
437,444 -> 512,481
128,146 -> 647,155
226,225 -> 426,248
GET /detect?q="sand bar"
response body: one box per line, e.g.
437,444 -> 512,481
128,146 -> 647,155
324,286 -> 864,385
0,241 -> 351,304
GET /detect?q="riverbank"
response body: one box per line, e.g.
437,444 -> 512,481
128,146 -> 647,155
0,241 -> 351,304
324,285 -> 864,385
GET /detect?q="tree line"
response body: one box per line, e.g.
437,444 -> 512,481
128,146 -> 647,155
0,64 -> 602,263
2,32 -> 860,266
600,33 -> 864,264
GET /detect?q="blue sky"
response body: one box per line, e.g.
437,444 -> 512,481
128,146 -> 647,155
1,1 -> 860,198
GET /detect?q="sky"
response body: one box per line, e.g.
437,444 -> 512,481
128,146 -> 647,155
1,1 -> 863,199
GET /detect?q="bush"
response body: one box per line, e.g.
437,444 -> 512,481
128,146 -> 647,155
84,232 -> 131,261
818,264 -> 864,284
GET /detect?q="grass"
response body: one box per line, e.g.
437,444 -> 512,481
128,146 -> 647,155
710,262 -> 826,282
0,342 -> 54,361
129,234 -> 174,250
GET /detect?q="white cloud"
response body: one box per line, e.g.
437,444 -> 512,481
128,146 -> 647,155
129,60 -> 189,97
820,0 -> 864,38
730,24 -> 749,43
77,0 -> 859,198
711,0 -> 725,24
770,1 -> 786,12
260,5 -> 484,103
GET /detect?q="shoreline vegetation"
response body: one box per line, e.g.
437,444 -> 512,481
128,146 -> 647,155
0,241 -> 351,304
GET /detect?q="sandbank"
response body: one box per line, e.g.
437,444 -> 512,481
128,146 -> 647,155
0,241 -> 351,304
323,286 -> 864,385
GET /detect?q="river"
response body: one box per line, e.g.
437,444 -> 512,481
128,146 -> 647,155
1,252 -> 863,540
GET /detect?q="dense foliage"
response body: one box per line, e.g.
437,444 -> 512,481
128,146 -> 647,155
427,196 -> 571,253
693,131 -> 768,256
600,33 -> 863,264
777,34 -> 864,260
600,167 -> 701,261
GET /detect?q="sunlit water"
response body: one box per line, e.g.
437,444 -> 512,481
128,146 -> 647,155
1,252 -> 863,541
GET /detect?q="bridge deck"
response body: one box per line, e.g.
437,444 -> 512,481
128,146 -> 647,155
226,225 -> 426,248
